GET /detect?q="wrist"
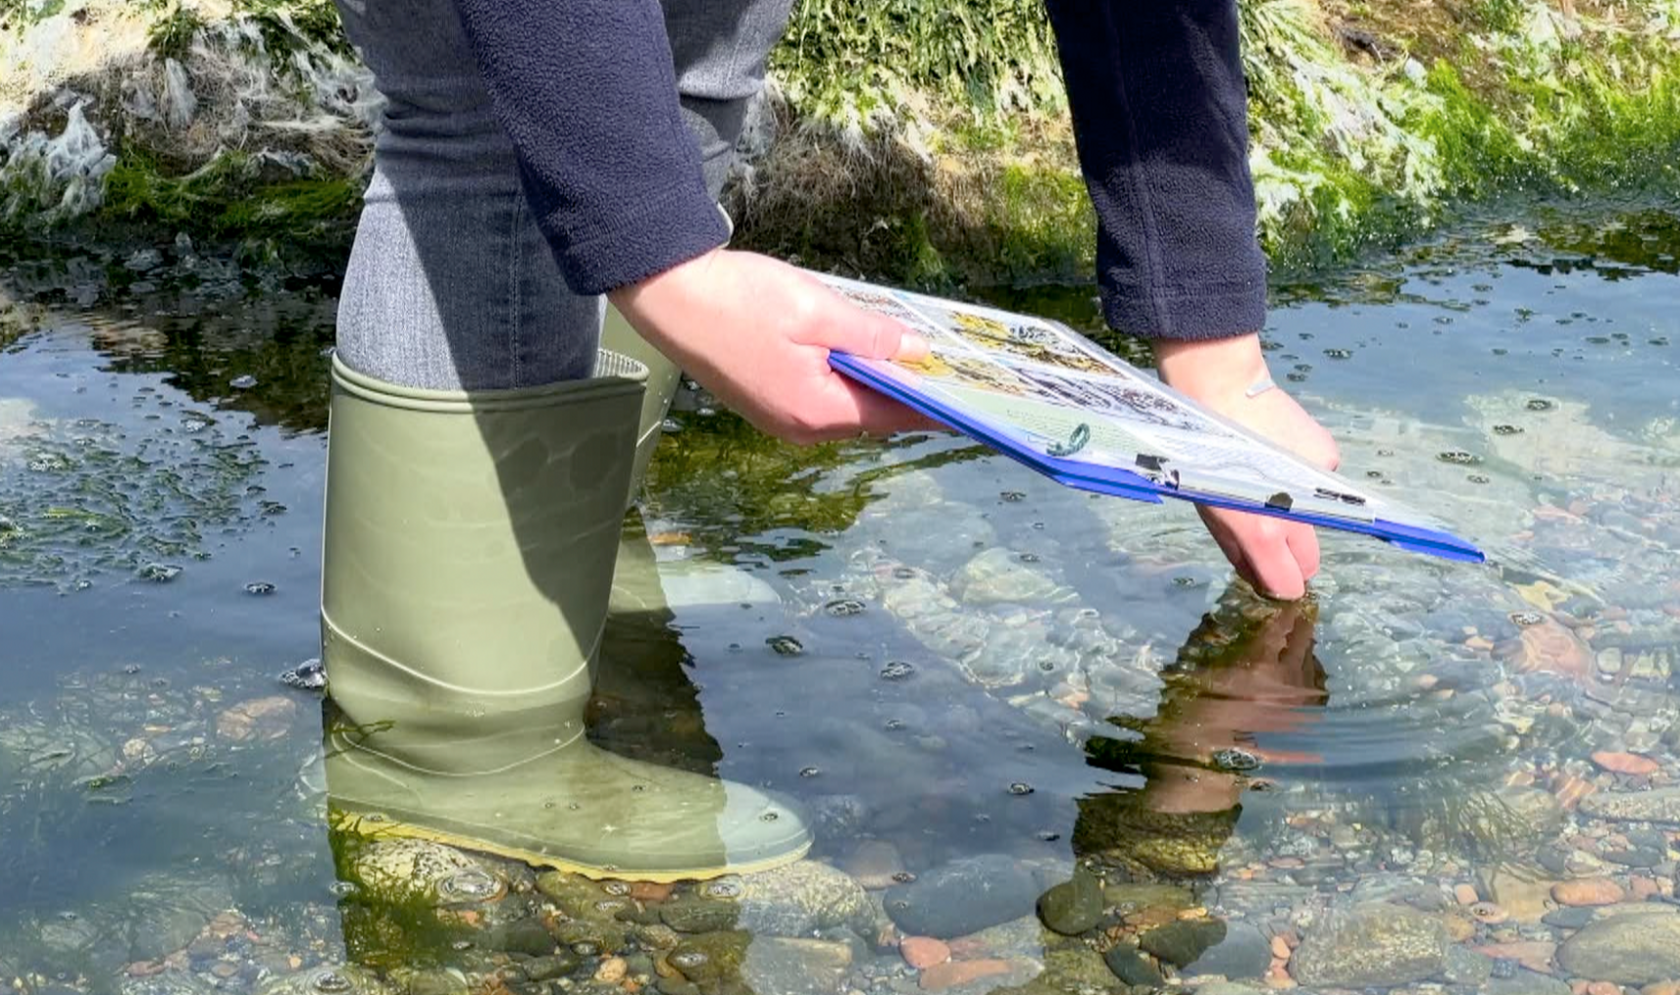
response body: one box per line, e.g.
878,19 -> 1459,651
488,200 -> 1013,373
1151,334 -> 1269,406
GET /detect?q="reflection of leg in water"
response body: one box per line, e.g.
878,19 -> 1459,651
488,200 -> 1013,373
1073,589 -> 1329,880
318,0 -> 810,881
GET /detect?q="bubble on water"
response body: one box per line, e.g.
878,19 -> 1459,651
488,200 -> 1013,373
879,661 -> 915,681
229,375 -> 258,390
890,871 -> 916,884
121,663 -> 142,675
1651,337 -> 1670,346
1323,348 -> 1352,359
310,970 -> 353,995
1493,424 -> 1523,436
797,766 -> 822,779
571,941 -> 600,957
1526,398 -> 1556,412
759,811 -> 780,822
601,880 -> 631,897
437,867 -> 503,903
1285,372 -> 1308,383
669,950 -> 708,970
328,880 -> 359,898
1035,830 -> 1061,842
138,563 -> 182,582
660,417 -> 682,434
1007,782 -> 1034,796
1000,491 -> 1025,502
1436,451 -> 1479,465
884,718 -> 907,731
244,581 -> 276,595
1211,747 -> 1262,772
824,598 -> 866,617
594,898 -> 630,915
766,635 -> 803,656
1468,474 -> 1490,484
703,879 -> 742,899
1509,610 -> 1545,627
1018,552 -> 1039,563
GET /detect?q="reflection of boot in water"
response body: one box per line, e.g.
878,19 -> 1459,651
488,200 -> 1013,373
1073,591 -> 1328,881
318,347 -> 810,881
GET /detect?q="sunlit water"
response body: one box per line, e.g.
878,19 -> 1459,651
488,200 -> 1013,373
2,201 -> 1678,994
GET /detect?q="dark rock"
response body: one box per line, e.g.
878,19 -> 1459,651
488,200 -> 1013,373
884,855 -> 1039,939
668,931 -> 751,987
1140,918 -> 1227,968
1104,946 -> 1164,987
1035,870 -> 1103,936
488,920 -> 557,957
1441,945 -> 1493,986
1183,921 -> 1271,980
1542,906 -> 1597,929
523,953 -> 581,981
659,898 -> 739,934
1603,847 -> 1664,869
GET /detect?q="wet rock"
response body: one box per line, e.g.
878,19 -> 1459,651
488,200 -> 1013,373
659,897 -> 739,934
1581,788 -> 1680,824
1104,945 -> 1164,987
1035,869 -> 1102,936
1543,906 -> 1597,929
1140,917 -> 1227,968
1040,947 -> 1116,990
738,860 -> 871,937
1553,878 -> 1625,907
1501,617 -> 1593,681
1288,903 -> 1451,988
667,930 -> 750,988
838,839 -> 905,890
359,840 -> 498,905
884,855 -> 1039,939
125,870 -> 236,962
901,936 -> 950,969
257,966 -> 389,995
1592,751 -> 1662,776
401,969 -> 469,995
486,919 -> 556,957
1556,910 -> 1680,985
740,937 -> 852,995
948,548 -> 1064,606
1484,970 -> 1575,995
1484,863 -> 1564,923
216,695 -> 300,742
523,952 -> 582,981
1183,921 -> 1272,980
919,958 -> 1016,991
1442,945 -> 1493,986
122,970 -> 221,995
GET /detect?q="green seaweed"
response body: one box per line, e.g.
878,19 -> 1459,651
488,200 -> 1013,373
145,3 -> 205,61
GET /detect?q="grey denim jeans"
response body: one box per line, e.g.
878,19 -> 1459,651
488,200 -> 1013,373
332,0 -> 793,392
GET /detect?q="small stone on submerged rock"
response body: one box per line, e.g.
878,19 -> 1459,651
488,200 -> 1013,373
1553,879 -> 1626,907
899,937 -> 949,970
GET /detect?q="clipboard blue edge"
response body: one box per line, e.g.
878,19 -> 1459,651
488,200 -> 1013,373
829,352 -> 1485,565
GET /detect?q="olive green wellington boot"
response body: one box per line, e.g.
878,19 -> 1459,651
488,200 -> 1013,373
318,349 -> 811,881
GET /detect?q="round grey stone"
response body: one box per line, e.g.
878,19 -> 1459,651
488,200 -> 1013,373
1288,903 -> 1450,989
884,854 -> 1039,939
1557,908 -> 1680,985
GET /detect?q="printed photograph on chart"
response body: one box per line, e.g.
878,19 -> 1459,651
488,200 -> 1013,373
1011,365 -> 1221,434
903,351 -> 1034,398
908,301 -> 1117,376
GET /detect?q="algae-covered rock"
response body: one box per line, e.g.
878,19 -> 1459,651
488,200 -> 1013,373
1288,903 -> 1451,988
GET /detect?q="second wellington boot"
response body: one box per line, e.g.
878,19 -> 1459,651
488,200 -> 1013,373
318,351 -> 811,881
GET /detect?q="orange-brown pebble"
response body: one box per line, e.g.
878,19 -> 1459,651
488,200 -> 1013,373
1631,877 -> 1661,901
1264,965 -> 1297,990
622,982 -> 641,994
1641,983 -> 1680,995
1574,983 -> 1593,995
594,957 -> 628,984
1585,983 -> 1621,995
918,959 -> 1012,991
901,937 -> 951,970
1456,884 -> 1482,905
1270,857 -> 1306,870
629,882 -> 672,902
1474,941 -> 1556,974
1444,914 -> 1477,942
1553,879 -> 1626,907
1592,752 -> 1662,777
1270,936 -> 1291,960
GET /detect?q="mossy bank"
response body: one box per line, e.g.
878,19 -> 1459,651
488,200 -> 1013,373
2,0 -> 1677,288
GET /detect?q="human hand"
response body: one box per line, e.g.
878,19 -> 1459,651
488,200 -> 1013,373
609,249 -> 942,445
1154,335 -> 1341,601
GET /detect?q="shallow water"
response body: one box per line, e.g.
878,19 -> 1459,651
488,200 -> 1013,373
1,201 -> 1678,995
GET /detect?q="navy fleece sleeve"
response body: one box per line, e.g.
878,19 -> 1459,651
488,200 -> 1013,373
449,0 -> 728,296
1044,0 -> 1268,340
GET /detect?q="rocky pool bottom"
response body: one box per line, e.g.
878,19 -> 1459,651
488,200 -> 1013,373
2,201 -> 1680,995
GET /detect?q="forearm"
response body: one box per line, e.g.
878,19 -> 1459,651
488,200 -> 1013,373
1045,0 -> 1266,342
450,0 -> 728,295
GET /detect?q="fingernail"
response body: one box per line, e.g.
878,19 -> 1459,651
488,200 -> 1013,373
897,333 -> 931,363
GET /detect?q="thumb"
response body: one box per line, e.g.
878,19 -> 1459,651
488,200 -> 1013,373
814,304 -> 931,364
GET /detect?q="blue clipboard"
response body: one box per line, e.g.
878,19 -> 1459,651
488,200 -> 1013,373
829,351 -> 1485,564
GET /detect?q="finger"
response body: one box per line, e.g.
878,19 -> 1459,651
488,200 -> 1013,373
1286,521 -> 1322,584
848,383 -> 947,437
1242,521 -> 1308,601
813,303 -> 930,363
